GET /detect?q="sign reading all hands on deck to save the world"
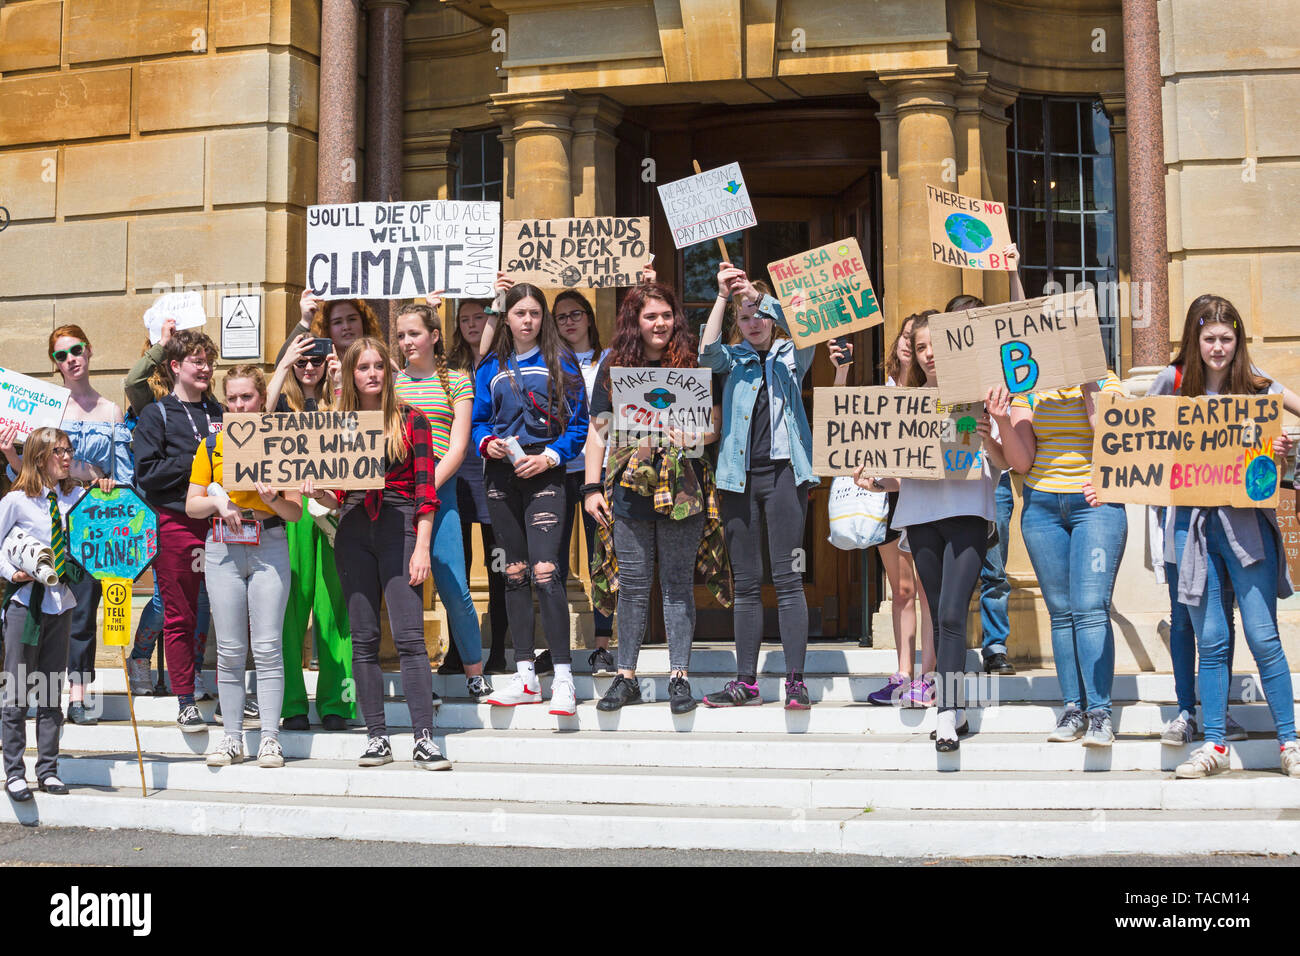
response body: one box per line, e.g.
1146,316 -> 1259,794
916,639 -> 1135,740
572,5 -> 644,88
657,163 -> 757,249
767,238 -> 882,347
222,411 -> 387,491
501,217 -> 650,289
927,185 -> 1016,271
608,367 -> 713,448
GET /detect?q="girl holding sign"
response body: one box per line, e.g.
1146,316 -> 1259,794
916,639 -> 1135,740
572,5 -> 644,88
583,282 -> 724,714
699,265 -> 821,711
473,283 -> 589,719
855,315 -> 1011,752
1151,295 -> 1299,778
0,428 -> 83,799
185,366 -> 304,768
309,338 -> 446,769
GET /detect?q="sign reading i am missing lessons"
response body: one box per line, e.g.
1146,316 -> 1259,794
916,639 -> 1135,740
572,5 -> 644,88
222,410 -> 388,491
766,238 -> 882,347
501,217 -> 650,289
927,185 -> 1016,271
306,200 -> 500,300
928,288 -> 1108,404
657,163 -> 756,249
609,367 -> 713,447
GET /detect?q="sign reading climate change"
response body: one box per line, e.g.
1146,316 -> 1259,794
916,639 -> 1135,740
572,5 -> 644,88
306,201 -> 500,300
609,367 -> 713,447
929,289 -> 1108,405
222,411 -> 387,491
657,163 -> 756,249
1091,393 -> 1282,509
767,238 -> 882,347
0,366 -> 69,441
501,217 -> 650,289
927,185 -> 1016,271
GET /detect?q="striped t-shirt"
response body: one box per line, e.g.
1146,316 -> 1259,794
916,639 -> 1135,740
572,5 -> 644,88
395,367 -> 473,459
1011,370 -> 1125,492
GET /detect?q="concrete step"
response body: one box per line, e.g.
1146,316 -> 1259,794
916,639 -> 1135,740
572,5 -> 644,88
41,753 -> 1300,812
2,786 -> 1297,857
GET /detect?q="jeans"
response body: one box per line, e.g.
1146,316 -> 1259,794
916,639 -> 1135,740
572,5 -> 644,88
978,472 -> 1014,658
65,571 -> 102,685
1,602 -> 69,781
429,487 -> 482,666
1166,561 -> 1236,715
130,576 -> 211,672
151,510 -> 210,698
1020,486 -> 1127,714
721,462 -> 809,681
455,479 -> 507,665
204,525 -> 291,738
1174,509 -> 1297,745
562,470 -> 613,637
611,514 -> 705,672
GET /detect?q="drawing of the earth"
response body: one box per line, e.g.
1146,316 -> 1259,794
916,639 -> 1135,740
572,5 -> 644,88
944,213 -> 994,254
1246,455 -> 1278,501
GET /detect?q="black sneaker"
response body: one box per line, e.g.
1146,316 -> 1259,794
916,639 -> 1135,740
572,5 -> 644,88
437,646 -> 465,675
984,653 -> 1016,675
431,689 -> 442,709
596,675 -> 642,712
215,698 -> 261,730
467,674 -> 493,702
588,647 -> 616,674
668,675 -> 697,715
281,714 -> 310,731
533,650 -> 554,675
702,680 -> 762,708
412,730 -> 452,771
321,714 -> 348,732
783,678 -> 811,711
483,655 -> 511,675
358,735 -> 393,767
176,704 -> 206,734
66,702 -> 98,726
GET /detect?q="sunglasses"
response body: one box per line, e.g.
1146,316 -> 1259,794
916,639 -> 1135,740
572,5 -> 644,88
295,356 -> 326,369
51,343 -> 87,362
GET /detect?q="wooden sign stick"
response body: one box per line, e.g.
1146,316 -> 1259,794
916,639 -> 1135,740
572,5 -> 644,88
119,647 -> 147,798
692,159 -> 739,301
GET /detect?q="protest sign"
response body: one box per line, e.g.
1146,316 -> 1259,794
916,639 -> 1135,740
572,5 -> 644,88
0,366 -> 69,442
144,291 -> 207,343
101,577 -> 133,647
608,367 -> 713,447
501,217 -> 650,289
1091,393 -> 1282,508
306,200 -> 500,300
222,410 -> 387,491
767,238 -> 882,347
926,185 -> 1016,271
657,162 -> 756,249
929,288 -> 1107,404
67,486 -> 158,581
1278,487 -> 1300,583
813,387 -> 985,479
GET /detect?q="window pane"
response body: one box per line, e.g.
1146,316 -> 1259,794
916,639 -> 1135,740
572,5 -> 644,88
1050,155 -> 1082,211
1082,101 -> 1112,156
1050,100 -> 1080,154
1052,212 -> 1082,265
1018,268 -> 1049,299
1017,97 -> 1045,152
463,136 -> 483,185
1081,156 -> 1115,211
483,131 -> 503,185
1083,213 -> 1116,268
1020,211 -> 1049,264
683,232 -> 744,304
1017,152 -> 1047,207
751,222 -> 810,287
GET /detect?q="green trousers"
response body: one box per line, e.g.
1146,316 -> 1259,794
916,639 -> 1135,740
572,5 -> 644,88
282,503 -> 355,720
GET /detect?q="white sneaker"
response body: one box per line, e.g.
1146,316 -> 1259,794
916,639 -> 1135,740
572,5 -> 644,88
1282,741 -> 1300,778
486,672 -> 543,707
548,677 -> 577,717
257,736 -> 285,768
127,658 -> 153,697
1224,712 -> 1248,742
1175,742 -> 1232,779
206,734 -> 244,767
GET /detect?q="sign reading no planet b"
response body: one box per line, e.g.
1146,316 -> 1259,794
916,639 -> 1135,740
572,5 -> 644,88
927,185 -> 1016,271
657,163 -> 757,249
1091,393 -> 1282,508
67,486 -> 158,582
306,201 -> 500,300
502,217 -> 650,289
222,411 -> 387,491
0,366 -> 69,442
767,238 -> 882,347
929,289 -> 1108,404
609,367 -> 713,447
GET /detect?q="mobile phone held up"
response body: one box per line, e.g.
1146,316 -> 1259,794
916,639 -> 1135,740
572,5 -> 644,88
307,337 -> 334,359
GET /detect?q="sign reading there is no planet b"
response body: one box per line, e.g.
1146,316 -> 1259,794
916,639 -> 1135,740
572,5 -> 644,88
926,185 -> 1016,271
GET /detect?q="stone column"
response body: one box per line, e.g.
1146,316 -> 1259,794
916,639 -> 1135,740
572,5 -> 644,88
955,75 -> 1017,306
491,91 -> 578,220
364,0 -> 408,344
1121,0 -> 1170,373
317,0 -> 361,206
571,95 -> 624,341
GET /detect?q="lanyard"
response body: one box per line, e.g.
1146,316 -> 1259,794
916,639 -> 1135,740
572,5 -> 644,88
179,401 -> 205,443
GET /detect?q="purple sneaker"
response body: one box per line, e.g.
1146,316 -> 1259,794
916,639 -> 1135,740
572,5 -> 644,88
867,672 -> 910,706
900,677 -> 935,709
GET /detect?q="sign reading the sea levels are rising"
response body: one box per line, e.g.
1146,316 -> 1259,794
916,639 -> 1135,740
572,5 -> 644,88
927,185 -> 1016,271
767,238 -> 882,347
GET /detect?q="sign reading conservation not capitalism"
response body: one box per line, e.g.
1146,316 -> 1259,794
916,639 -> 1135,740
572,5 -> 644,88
306,201 -> 500,300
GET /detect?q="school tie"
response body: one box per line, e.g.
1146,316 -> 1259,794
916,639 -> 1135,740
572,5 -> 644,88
48,491 -> 67,581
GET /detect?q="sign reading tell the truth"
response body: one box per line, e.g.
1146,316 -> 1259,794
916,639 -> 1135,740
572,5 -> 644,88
609,367 -> 713,447
1091,393 -> 1282,509
929,288 -> 1108,404
812,387 -> 986,479
656,163 -> 756,249
501,217 -> 650,289
306,201 -> 500,300
0,366 -> 69,442
926,185 -> 1016,271
767,238 -> 882,347
222,411 -> 387,491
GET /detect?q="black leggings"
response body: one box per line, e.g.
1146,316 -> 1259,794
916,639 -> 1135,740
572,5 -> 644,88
483,458 -> 571,665
561,470 -> 612,637
906,515 -> 988,712
721,462 -> 809,682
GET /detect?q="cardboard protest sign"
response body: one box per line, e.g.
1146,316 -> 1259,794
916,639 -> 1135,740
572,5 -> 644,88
144,291 -> 208,343
926,185 -> 1016,271
306,201 -> 500,300
101,578 -> 133,646
608,367 -> 713,447
937,397 -> 987,480
67,486 -> 158,581
1278,487 -> 1300,583
929,288 -> 1107,404
0,365 -> 69,441
657,162 -> 756,249
222,410 -> 387,491
1091,393 -> 1282,508
767,238 -> 882,347
501,217 -> 650,289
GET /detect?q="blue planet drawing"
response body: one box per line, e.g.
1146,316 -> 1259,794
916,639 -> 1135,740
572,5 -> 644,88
944,213 -> 994,254
1245,455 -> 1278,501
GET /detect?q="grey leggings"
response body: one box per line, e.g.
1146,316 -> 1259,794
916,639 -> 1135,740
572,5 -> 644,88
204,525 -> 291,738
721,462 -> 809,682
612,513 -> 705,673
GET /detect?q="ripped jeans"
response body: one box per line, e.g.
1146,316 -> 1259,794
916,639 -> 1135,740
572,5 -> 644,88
483,457 -> 572,665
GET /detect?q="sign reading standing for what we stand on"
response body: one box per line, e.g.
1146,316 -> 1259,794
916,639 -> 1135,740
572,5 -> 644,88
657,163 -> 756,249
501,217 -> 650,289
767,238 -> 882,347
222,411 -> 388,491
928,288 -> 1108,404
306,201 -> 500,300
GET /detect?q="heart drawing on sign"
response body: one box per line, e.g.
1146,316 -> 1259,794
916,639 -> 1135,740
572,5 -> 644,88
226,420 -> 256,449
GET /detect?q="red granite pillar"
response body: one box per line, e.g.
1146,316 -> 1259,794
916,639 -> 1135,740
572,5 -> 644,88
317,0 -> 360,206
365,0 -> 409,345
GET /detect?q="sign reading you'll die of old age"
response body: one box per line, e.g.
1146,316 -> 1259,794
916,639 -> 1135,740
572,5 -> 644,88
222,411 -> 387,491
501,217 -> 650,289
766,238 -> 882,347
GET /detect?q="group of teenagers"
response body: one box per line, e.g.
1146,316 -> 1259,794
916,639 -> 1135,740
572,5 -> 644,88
0,247 -> 1296,798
